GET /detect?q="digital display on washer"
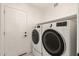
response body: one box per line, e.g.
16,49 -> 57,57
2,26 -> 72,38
56,21 -> 67,27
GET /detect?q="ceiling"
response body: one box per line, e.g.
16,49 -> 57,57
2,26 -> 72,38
28,3 -> 54,10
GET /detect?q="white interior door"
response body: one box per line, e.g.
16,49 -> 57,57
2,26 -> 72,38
4,6 -> 29,56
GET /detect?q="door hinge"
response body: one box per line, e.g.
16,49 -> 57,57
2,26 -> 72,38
4,53 -> 5,56
4,32 -> 5,36
4,9 -> 5,14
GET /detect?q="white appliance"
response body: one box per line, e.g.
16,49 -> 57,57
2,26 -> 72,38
32,24 -> 42,56
41,19 -> 77,56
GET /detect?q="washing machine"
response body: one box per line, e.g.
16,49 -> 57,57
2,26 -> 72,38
32,24 -> 42,56
41,19 -> 77,56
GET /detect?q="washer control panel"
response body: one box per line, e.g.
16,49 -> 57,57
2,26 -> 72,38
56,21 -> 67,27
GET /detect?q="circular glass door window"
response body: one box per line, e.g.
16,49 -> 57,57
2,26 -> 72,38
32,29 -> 39,44
42,29 -> 65,56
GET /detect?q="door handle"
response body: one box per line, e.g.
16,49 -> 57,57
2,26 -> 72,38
24,34 -> 27,37
25,32 -> 27,34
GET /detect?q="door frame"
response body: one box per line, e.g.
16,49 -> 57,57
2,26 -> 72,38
0,4 -> 29,56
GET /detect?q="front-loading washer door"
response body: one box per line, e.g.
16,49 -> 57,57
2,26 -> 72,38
32,29 -> 39,44
42,29 -> 65,56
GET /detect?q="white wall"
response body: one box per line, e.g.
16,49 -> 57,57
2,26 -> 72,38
4,3 -> 42,25
41,3 -> 77,22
